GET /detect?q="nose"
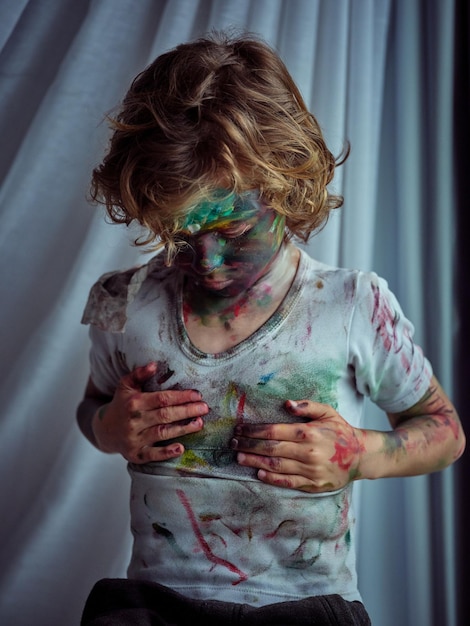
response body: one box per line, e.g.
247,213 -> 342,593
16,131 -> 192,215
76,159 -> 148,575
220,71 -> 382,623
192,233 -> 224,275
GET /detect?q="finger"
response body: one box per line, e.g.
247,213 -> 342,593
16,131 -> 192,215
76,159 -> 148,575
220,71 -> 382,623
131,362 -> 158,386
231,436 -> 287,459
144,415 -> 205,445
127,393 -> 208,423
233,422 -> 309,443
131,442 -> 185,464
235,450 -> 311,488
146,388 -> 205,410
236,450 -> 302,474
127,405 -> 208,441
115,363 -> 157,394
256,469 -> 337,494
285,400 -> 334,420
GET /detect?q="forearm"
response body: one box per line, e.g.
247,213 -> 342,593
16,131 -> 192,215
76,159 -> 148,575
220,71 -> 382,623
76,396 -> 110,451
358,398 -> 465,480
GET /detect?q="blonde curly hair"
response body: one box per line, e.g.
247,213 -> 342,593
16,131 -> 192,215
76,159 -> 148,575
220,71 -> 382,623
90,31 -> 347,260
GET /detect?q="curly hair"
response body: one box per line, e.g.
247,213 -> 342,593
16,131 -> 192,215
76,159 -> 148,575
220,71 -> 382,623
90,30 -> 348,259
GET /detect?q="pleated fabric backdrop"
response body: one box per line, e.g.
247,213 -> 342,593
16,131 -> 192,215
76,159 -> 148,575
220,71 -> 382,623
0,1 -> 463,625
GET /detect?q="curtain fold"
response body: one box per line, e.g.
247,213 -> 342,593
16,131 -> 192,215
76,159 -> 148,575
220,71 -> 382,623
0,2 -> 461,625
453,0 -> 469,624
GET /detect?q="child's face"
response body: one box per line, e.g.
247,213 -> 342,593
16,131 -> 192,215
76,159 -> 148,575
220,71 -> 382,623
173,190 -> 285,297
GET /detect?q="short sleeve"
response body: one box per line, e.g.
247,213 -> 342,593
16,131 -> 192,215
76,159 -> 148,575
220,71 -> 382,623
81,261 -> 158,394
348,272 -> 432,413
87,325 -> 129,396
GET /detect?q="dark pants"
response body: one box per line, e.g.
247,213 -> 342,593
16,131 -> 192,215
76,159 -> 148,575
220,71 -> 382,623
81,578 -> 371,625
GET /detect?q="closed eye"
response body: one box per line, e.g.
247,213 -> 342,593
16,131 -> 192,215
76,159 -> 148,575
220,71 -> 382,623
219,222 -> 252,239
174,221 -> 253,250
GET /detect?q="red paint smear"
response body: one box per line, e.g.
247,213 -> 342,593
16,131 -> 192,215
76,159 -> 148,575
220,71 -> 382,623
401,351 -> 412,374
176,489 -> 248,585
182,300 -> 191,324
371,284 -> 401,353
236,392 -> 246,423
339,490 -> 350,531
330,437 -> 365,472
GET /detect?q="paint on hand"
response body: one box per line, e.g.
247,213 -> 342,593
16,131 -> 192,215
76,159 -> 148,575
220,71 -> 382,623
329,432 -> 365,472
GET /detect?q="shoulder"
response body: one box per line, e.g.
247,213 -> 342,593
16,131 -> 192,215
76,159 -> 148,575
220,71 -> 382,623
299,251 -> 398,318
299,250 -> 364,303
81,254 -> 173,332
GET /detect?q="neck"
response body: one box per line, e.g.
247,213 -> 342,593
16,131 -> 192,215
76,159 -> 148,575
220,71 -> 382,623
182,243 -> 300,326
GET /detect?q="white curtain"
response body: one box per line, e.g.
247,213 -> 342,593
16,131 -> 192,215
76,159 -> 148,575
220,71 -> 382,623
0,1 -> 459,625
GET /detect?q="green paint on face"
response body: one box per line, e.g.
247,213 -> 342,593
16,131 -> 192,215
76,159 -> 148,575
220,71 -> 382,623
175,191 -> 286,307
181,190 -> 260,233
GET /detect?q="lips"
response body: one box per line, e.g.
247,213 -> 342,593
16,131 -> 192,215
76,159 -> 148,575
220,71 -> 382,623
197,277 -> 234,291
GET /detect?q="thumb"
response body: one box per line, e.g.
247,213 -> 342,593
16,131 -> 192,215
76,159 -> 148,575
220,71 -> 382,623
284,399 -> 333,421
124,362 -> 158,391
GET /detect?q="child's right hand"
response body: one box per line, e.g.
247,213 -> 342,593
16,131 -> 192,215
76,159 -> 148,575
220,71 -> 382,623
90,362 -> 208,463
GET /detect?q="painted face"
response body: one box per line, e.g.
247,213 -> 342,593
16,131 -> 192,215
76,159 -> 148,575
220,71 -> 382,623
173,190 -> 285,296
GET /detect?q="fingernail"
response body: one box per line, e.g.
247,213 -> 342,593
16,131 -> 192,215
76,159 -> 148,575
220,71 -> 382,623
288,400 -> 308,409
237,452 -> 246,463
230,438 -> 239,449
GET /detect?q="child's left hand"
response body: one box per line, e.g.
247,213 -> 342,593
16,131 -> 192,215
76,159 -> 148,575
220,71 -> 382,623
230,401 -> 366,493
231,376 -> 465,492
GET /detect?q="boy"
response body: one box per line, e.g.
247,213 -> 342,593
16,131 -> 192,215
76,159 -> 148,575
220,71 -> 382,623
78,32 -> 464,625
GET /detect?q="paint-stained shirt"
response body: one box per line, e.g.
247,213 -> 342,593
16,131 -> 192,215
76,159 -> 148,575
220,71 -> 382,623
82,249 -> 432,605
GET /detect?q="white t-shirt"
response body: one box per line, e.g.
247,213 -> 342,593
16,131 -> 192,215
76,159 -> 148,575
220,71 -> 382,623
82,249 -> 432,606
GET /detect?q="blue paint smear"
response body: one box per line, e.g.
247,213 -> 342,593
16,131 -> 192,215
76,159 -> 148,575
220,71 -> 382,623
258,372 -> 275,385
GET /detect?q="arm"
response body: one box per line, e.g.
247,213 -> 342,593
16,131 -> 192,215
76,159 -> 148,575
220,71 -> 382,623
230,375 -> 465,492
76,361 -> 208,463
361,375 -> 465,479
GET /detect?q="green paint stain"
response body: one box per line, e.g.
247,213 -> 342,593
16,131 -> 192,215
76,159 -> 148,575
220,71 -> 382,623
256,292 -> 272,307
381,430 -> 408,457
199,513 -> 222,522
252,361 -> 342,410
152,523 -> 188,559
348,467 -> 362,481
177,449 -> 209,469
